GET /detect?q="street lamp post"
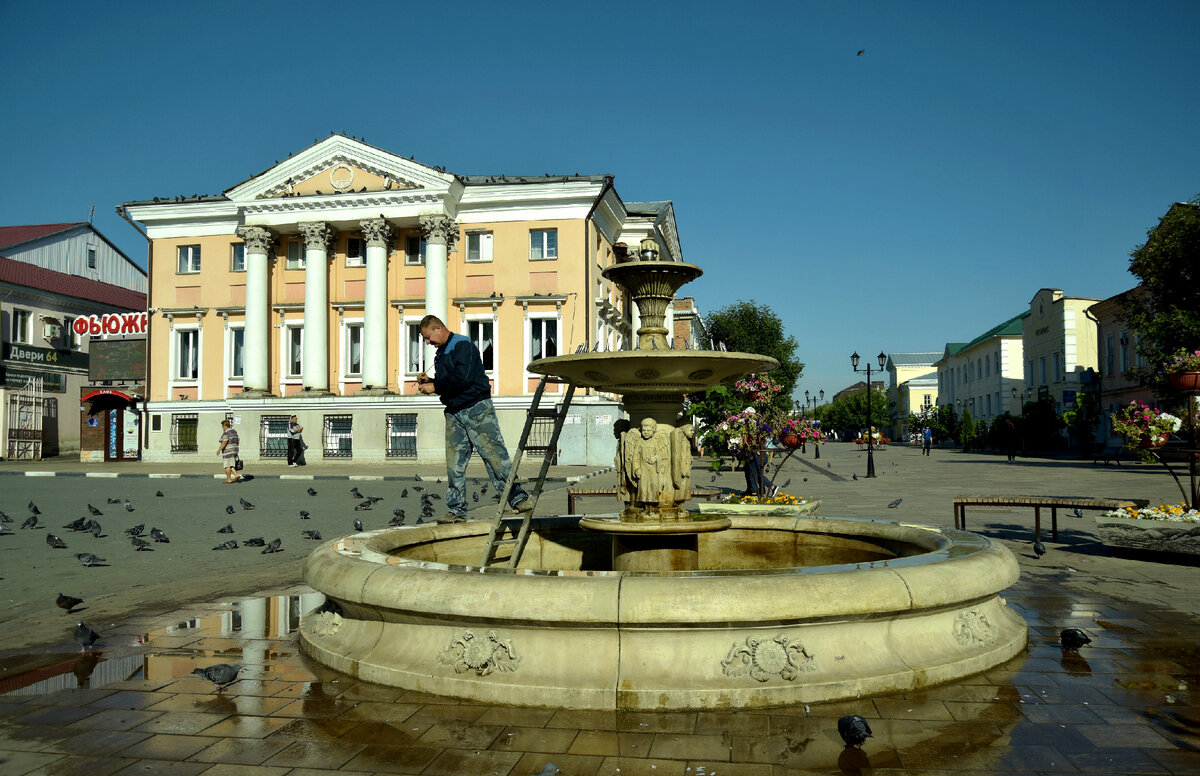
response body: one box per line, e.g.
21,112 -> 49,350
1012,386 -> 1031,457
851,351 -> 886,478
810,390 -> 824,459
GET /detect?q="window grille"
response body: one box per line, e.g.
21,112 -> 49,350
324,414 -> 353,458
259,415 -> 290,458
170,413 -> 199,453
524,412 -> 558,464
386,413 -> 418,458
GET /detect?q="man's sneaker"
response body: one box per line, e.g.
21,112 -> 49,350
511,497 -> 534,514
435,514 -> 467,524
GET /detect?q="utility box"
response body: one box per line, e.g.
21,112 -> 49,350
552,398 -> 624,467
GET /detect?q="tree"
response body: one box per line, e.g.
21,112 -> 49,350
820,387 -> 891,438
705,300 -> 804,400
1121,199 -> 1200,395
958,409 -> 976,451
1063,392 -> 1101,455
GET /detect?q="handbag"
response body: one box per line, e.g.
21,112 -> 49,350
235,457 -> 244,471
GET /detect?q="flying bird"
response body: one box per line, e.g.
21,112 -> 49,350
76,553 -> 105,567
1033,540 -> 1046,559
225,505 -> 235,515
1060,628 -> 1092,652
46,534 -> 68,549
57,593 -> 83,613
192,663 -> 242,690
218,524 -> 234,534
887,498 -> 903,509
307,487 -> 318,496
261,538 -> 282,554
74,622 -> 101,651
837,715 -> 872,747
857,49 -> 865,56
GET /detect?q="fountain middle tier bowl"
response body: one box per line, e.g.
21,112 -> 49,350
528,350 -> 779,395
300,515 -> 1026,711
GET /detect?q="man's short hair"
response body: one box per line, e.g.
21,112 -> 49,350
419,314 -> 445,331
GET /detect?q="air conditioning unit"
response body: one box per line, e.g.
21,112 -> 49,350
43,323 -> 62,341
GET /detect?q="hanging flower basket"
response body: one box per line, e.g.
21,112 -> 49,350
779,432 -> 803,449
1168,371 -> 1200,392
1138,437 -> 1168,450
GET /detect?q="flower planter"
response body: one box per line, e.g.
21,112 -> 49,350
1095,515 -> 1200,556
699,500 -> 822,517
1169,371 -> 1200,392
1137,438 -> 1167,450
779,433 -> 803,449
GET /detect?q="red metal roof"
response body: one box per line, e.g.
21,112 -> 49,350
0,222 -> 87,251
0,256 -> 145,310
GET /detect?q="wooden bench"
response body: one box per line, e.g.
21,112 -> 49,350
1092,443 -> 1124,465
567,485 -> 722,515
952,495 -> 1150,541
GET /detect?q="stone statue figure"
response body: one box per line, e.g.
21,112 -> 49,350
672,423 -> 694,502
626,418 -> 665,511
613,418 -> 632,503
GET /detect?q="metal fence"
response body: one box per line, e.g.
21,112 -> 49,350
259,415 -> 290,458
170,413 -> 198,453
323,414 -> 353,458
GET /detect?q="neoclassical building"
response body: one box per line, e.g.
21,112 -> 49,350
121,134 -> 684,463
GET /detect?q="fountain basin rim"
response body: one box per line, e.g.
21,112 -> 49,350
578,515 -> 733,534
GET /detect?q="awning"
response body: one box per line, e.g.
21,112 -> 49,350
81,388 -> 135,403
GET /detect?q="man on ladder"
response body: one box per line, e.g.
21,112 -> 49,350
416,315 -> 533,523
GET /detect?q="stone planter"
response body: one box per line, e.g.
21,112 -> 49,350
1095,515 -> 1200,555
699,500 -> 822,517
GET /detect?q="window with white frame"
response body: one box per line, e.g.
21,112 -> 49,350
985,355 -> 991,377
87,246 -> 97,270
176,328 -> 199,380
344,322 -> 363,377
11,308 -> 31,344
466,232 -> 493,263
405,235 -> 427,265
345,237 -> 364,267
467,319 -> 495,371
1039,356 -> 1048,385
177,245 -> 201,274
286,239 -> 305,270
1027,360 -> 1034,387
64,317 -> 80,350
231,243 -> 245,272
529,317 -> 558,360
1053,352 -> 1063,382
404,322 -> 426,375
285,325 -> 303,377
228,326 -> 245,379
529,229 -> 557,260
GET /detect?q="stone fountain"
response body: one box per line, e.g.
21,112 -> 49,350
299,238 -> 1026,711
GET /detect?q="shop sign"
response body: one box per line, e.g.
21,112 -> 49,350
72,312 -> 149,339
2,342 -> 89,370
3,368 -> 66,392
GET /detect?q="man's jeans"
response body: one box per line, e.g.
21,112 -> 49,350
444,398 -> 528,518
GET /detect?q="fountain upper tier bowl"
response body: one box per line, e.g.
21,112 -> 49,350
528,350 -> 778,395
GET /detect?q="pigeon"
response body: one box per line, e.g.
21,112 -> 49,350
852,474 -> 858,481
827,463 -> 832,469
392,507 -> 404,517
401,488 -> 408,498
0,510 -> 10,523
1033,540 -> 1046,559
21,515 -> 39,529
239,498 -> 254,510
350,487 -> 364,499
0,523 -> 11,535
414,473 -> 423,481
710,474 -> 717,482
299,510 -> 310,519
472,492 -> 479,502
388,514 -> 405,527
353,518 -> 364,532
64,517 -> 88,531
106,498 -> 121,504
532,765 -> 560,776
213,540 -> 239,550
782,479 -> 791,489
857,49 -> 865,56
76,553 -> 105,567
192,663 -> 242,690
131,537 -> 151,551
302,530 -> 322,541
46,533 -> 67,549
218,524 -> 234,534
28,500 -> 41,515
57,593 -> 83,612
307,487 -> 318,496
803,478 -> 808,482
1073,507 -> 1084,518
837,715 -> 872,747
124,500 -> 134,512
354,501 -> 372,511
125,524 -> 144,537
90,521 -> 102,538
225,505 -> 235,515
479,483 -> 488,494
73,622 -> 100,651
243,537 -> 266,547
1060,628 -> 1092,652
150,528 -> 170,543
155,490 -> 164,497
428,493 -> 441,501
887,499 -> 903,509
413,485 -> 424,492
261,538 -> 282,554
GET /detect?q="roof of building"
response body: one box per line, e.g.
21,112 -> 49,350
0,223 -> 88,251
888,352 -> 942,367
625,200 -> 674,217
962,311 -> 1029,350
0,256 -> 146,310
902,371 -> 939,386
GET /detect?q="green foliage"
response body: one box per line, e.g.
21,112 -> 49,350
958,409 -> 976,450
904,405 -> 956,444
705,300 -> 804,399
1023,396 -> 1067,451
1063,393 -> 1101,455
1121,200 -> 1200,395
820,387 -> 891,435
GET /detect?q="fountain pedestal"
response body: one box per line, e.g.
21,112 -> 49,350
579,516 -> 732,571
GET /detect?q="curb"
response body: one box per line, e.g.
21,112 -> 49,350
0,469 -> 606,483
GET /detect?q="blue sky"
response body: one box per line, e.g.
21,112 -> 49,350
2,1 -> 1197,400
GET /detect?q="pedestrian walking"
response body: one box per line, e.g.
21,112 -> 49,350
218,419 -> 242,484
287,415 -> 305,467
922,426 -> 932,456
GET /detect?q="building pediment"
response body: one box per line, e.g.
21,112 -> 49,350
225,135 -> 457,203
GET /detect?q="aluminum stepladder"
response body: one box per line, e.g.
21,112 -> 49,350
479,376 -> 576,568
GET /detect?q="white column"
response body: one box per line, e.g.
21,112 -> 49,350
360,218 -> 392,392
298,222 -> 336,394
236,226 -> 275,394
419,214 -> 458,370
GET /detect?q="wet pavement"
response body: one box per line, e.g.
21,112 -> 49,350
2,443 -> 1199,774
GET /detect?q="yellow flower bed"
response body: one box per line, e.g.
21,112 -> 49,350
724,493 -> 807,505
1104,503 -> 1198,523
